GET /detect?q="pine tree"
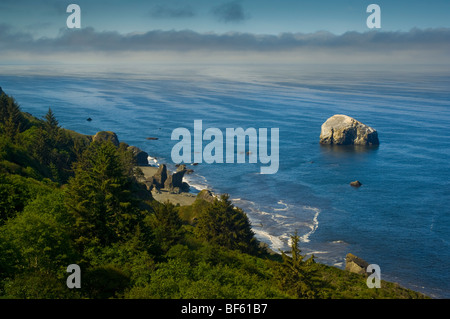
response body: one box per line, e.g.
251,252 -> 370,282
274,231 -> 318,298
31,127 -> 49,165
195,194 -> 258,254
147,201 -> 183,253
0,91 -> 10,123
65,140 -> 142,251
44,107 -> 59,140
1,95 -> 24,142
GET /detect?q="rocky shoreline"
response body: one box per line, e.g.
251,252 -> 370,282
90,130 -> 218,208
138,165 -> 199,207
96,125 -> 425,292
135,145 -> 376,276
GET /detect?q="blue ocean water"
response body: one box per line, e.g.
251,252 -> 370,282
1,63 -> 449,298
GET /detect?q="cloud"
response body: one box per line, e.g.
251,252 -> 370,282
149,4 -> 195,19
0,0 -> 63,14
1,25 -> 450,64
212,1 -> 249,23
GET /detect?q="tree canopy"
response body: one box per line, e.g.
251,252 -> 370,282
195,194 -> 259,255
65,140 -> 142,250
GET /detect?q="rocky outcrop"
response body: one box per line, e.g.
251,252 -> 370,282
92,131 -> 120,147
196,189 -> 216,203
164,168 -> 189,193
345,253 -> 369,275
127,146 -> 149,166
144,164 -> 189,193
176,164 -> 187,172
156,164 -> 168,186
91,131 -> 149,166
320,115 -> 379,145
176,164 -> 194,175
149,164 -> 168,189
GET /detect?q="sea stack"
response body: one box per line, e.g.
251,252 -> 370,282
319,114 -> 379,145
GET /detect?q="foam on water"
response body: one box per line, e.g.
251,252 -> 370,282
182,173 -> 210,194
147,156 -> 159,166
231,197 -> 323,253
299,207 -> 320,243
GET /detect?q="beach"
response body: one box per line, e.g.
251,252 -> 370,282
138,165 -> 197,206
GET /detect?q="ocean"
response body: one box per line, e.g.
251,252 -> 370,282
1,63 -> 449,298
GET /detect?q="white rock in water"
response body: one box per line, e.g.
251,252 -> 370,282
319,114 -> 379,145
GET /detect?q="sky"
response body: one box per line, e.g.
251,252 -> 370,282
0,0 -> 450,64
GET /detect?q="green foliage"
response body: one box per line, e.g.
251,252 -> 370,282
0,191 -> 77,274
311,263 -> 428,299
44,107 -> 59,139
125,243 -> 286,299
177,195 -> 212,224
195,194 -> 259,255
0,92 -> 28,142
2,270 -> 79,299
21,122 -> 78,183
0,173 -> 54,224
65,141 -> 142,249
82,232 -> 156,288
0,134 -> 45,178
83,265 -> 130,299
146,201 -> 184,253
0,94 -> 84,184
0,232 -> 21,282
117,142 -> 142,179
273,231 -> 320,298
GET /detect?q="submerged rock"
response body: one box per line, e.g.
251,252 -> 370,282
320,115 -> 379,145
350,180 -> 362,187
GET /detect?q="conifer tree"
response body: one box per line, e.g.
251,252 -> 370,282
274,231 -> 318,298
147,201 -> 183,253
65,140 -> 141,251
195,194 -> 258,254
0,95 -> 24,142
44,107 -> 59,140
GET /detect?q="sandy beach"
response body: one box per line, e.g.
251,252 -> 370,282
138,165 -> 197,206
